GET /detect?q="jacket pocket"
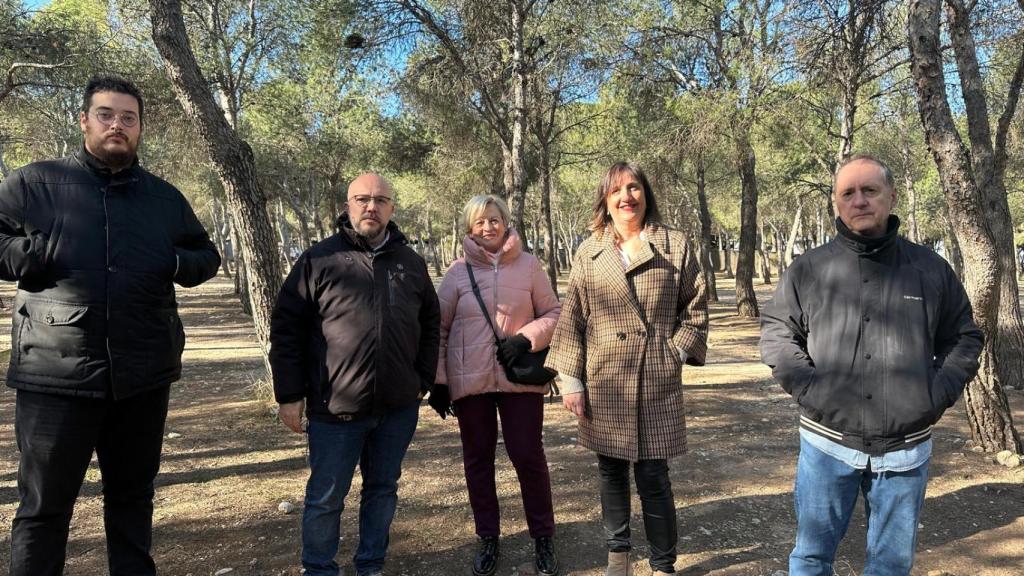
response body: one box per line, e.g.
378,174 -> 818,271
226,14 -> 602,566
14,299 -> 90,381
796,371 -> 824,422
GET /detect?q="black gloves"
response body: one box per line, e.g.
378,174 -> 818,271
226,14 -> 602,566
497,334 -> 531,365
428,384 -> 455,419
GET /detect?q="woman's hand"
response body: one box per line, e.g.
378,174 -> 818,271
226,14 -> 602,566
562,391 -> 586,418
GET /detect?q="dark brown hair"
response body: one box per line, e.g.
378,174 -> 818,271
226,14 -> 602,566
589,161 -> 663,236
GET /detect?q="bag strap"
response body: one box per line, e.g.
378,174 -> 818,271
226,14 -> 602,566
465,262 -> 502,344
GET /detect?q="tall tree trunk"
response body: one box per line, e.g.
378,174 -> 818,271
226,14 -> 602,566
908,0 -> 1021,452
275,198 -> 293,267
901,139 -> 920,243
0,135 -> 10,178
538,145 -> 558,290
210,199 -> 232,278
150,0 -> 284,372
758,221 -> 771,285
425,209 -> 441,276
722,231 -> 734,279
946,217 -> 964,280
837,84 -> 856,161
944,0 -> 1024,391
695,154 -> 719,302
734,132 -> 760,317
785,201 -> 804,267
507,0 -> 529,234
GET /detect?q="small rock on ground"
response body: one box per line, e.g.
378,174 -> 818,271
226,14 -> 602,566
277,501 -> 296,514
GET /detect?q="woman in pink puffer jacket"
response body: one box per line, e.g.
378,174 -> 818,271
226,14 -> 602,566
430,194 -> 561,576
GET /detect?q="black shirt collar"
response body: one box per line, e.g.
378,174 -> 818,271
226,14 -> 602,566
835,215 -> 900,256
74,144 -> 139,179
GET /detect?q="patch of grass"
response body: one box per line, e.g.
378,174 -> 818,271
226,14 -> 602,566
247,373 -> 279,417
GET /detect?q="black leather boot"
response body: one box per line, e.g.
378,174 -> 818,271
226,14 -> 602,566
535,536 -> 558,576
472,536 -> 499,576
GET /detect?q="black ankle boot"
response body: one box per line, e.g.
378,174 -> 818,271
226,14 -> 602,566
535,536 -> 558,576
473,536 -> 499,576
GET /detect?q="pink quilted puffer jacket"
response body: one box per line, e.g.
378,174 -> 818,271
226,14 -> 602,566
435,229 -> 561,401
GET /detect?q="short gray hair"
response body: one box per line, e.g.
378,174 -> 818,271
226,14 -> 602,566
835,153 -> 895,190
461,195 -> 511,234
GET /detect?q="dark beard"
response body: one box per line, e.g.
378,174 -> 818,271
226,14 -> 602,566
94,147 -> 136,173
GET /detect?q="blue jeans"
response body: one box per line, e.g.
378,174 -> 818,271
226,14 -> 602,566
302,403 -> 419,576
790,437 -> 929,576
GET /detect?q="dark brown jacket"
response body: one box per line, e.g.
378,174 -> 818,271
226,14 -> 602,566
546,224 -> 708,461
270,217 -> 440,421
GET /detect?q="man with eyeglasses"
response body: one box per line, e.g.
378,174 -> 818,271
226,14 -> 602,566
270,172 -> 440,576
0,76 -> 220,575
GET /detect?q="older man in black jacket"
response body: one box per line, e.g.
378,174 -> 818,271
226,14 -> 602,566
270,172 -> 440,576
0,76 -> 220,575
760,154 -> 983,576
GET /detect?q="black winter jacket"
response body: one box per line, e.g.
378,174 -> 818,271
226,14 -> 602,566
760,217 -> 983,454
0,147 -> 221,399
269,217 -> 440,421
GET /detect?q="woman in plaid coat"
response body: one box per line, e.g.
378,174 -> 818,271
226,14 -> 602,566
545,162 -> 708,576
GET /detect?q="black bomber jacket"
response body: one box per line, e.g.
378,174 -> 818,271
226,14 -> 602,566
760,217 -> 983,455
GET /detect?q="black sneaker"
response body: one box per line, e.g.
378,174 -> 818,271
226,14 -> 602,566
535,536 -> 558,576
472,536 -> 499,576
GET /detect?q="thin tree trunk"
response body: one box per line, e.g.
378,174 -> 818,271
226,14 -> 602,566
506,1 -> 529,234
538,146 -> 558,290
210,199 -> 232,278
734,133 -> 760,317
908,0 -> 1021,452
150,0 -> 284,373
722,231 -> 734,279
275,198 -> 293,267
901,140 -> 920,243
785,201 -> 804,267
695,154 -> 718,302
0,135 -> 10,178
758,221 -> 771,285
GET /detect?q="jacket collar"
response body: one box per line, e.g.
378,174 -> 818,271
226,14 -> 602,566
834,215 -> 900,257
462,228 -> 523,267
74,144 -> 141,182
336,213 -> 408,252
588,222 -> 670,322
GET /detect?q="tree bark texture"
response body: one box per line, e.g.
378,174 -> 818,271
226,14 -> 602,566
538,146 -> 558,290
507,0 -> 529,234
695,155 -> 719,302
150,0 -> 284,370
901,139 -> 920,243
907,0 -> 1021,452
722,231 -> 734,279
734,133 -> 760,317
945,0 -> 1024,390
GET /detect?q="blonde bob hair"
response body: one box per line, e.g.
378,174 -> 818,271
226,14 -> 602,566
462,194 -> 512,234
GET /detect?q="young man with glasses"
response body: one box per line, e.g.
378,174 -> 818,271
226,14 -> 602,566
270,172 -> 440,576
0,76 -> 221,575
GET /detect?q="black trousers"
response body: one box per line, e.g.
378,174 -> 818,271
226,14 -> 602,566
10,386 -> 170,576
598,455 -> 677,574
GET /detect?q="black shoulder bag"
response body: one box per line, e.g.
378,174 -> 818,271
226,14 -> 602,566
465,262 -> 556,385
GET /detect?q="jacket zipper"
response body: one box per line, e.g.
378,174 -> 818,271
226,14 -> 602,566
102,186 -> 115,398
493,259 -> 500,391
388,269 -> 395,306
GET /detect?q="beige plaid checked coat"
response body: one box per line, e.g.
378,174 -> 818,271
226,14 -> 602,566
545,224 -> 708,461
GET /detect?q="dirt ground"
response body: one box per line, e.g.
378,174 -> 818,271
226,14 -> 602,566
0,273 -> 1021,576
